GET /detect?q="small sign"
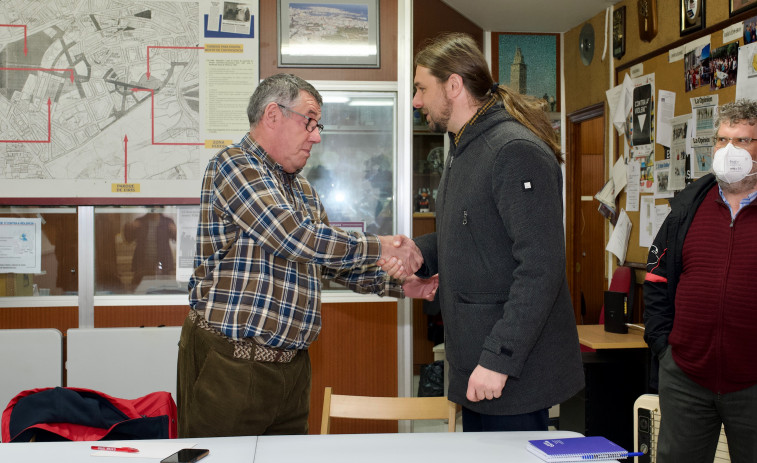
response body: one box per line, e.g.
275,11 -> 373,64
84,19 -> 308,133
112,183 -> 141,193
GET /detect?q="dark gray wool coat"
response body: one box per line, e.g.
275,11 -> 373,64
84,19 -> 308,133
415,101 -> 585,415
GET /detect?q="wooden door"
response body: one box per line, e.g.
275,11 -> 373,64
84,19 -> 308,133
566,104 -> 606,324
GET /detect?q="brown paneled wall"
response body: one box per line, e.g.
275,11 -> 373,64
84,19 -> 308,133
413,0 -> 482,55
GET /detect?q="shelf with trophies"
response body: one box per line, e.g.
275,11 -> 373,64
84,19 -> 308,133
412,108 -> 447,216
411,108 -> 448,374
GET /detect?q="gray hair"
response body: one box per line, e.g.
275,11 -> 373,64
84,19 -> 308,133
247,73 -> 322,125
715,99 -> 757,131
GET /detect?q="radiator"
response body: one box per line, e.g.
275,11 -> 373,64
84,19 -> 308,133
633,394 -> 730,463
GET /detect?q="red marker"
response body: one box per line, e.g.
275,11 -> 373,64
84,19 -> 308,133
91,446 -> 140,453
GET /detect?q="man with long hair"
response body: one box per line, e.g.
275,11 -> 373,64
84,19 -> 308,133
402,33 -> 584,432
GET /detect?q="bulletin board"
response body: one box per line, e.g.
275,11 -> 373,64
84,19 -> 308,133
613,11 -> 752,267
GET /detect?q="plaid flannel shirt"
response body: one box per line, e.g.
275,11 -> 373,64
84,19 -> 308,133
188,135 -> 401,349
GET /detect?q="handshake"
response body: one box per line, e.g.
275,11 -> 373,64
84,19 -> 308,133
377,235 -> 438,301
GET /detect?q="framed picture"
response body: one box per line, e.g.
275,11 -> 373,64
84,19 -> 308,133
491,32 -> 560,112
680,0 -> 705,36
731,0 -> 757,16
277,0 -> 379,68
613,6 -> 626,59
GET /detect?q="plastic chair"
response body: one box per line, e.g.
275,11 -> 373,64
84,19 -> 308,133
320,386 -> 457,434
66,327 -> 182,400
0,329 -> 63,428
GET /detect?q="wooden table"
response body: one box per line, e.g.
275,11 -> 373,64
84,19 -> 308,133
561,324 -> 650,452
577,324 -> 647,350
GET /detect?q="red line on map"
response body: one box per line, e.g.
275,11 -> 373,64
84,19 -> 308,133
0,24 -> 27,55
124,135 -> 129,183
132,87 -> 203,146
0,66 -> 74,83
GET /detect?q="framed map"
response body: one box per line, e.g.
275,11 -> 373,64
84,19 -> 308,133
278,0 -> 379,68
0,0 -> 260,205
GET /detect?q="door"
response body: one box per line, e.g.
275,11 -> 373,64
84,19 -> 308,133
566,104 -> 606,324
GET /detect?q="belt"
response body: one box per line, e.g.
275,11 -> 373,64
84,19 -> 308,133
188,309 -> 297,363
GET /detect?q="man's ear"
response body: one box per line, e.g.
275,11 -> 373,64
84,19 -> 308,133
261,102 -> 280,129
445,73 -> 464,98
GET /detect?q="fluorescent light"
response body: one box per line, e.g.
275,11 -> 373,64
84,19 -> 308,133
322,96 -> 349,103
348,100 -> 393,106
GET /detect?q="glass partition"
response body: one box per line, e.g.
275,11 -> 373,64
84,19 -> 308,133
0,207 -> 78,296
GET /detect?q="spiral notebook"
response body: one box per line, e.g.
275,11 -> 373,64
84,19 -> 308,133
526,436 -> 629,462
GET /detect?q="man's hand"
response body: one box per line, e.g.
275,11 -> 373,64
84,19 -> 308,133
377,235 -> 423,278
402,274 -> 438,301
466,365 -> 508,402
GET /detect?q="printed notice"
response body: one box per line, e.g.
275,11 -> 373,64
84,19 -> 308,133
0,218 -> 42,273
176,206 -> 200,282
205,58 -> 257,134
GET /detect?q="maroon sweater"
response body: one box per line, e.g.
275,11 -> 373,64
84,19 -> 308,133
671,187 -> 757,393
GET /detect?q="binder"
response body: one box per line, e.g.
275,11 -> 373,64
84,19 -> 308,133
526,436 -> 631,462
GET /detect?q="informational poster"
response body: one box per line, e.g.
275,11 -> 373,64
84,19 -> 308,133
0,218 -> 42,273
630,73 -> 655,158
175,206 -> 200,281
0,0 -> 259,203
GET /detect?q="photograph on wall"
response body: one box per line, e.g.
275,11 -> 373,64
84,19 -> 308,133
684,43 -> 710,91
681,0 -> 705,36
731,0 -> 757,16
709,42 -> 739,90
492,32 -> 559,112
745,16 -> 757,43
277,0 -> 380,67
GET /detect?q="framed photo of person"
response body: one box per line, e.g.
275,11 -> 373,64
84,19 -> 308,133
680,0 -> 705,36
277,0 -> 380,68
731,0 -> 757,16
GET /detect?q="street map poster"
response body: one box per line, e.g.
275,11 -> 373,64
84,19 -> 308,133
0,0 -> 259,203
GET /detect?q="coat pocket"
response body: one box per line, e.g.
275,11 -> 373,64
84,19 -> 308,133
447,291 -> 507,373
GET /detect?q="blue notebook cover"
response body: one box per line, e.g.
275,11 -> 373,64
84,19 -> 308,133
526,436 -> 628,462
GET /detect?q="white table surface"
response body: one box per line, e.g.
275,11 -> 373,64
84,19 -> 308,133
255,431 -> 598,463
0,431 -> 617,463
0,436 -> 258,463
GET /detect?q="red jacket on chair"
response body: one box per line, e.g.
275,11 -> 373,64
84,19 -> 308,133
2,387 -> 177,442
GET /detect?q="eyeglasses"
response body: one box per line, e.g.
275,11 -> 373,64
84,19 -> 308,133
714,136 -> 755,149
277,104 -> 324,134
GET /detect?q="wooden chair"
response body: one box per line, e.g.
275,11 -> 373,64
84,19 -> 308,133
320,386 -> 457,434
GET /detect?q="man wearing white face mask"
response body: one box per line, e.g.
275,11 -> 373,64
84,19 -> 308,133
644,99 -> 757,463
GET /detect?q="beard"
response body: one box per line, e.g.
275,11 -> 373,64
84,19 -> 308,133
717,163 -> 757,195
425,95 -> 453,134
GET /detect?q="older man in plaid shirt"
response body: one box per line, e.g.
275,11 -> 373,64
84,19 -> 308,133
180,74 -> 435,437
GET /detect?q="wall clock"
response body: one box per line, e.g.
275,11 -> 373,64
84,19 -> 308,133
638,0 -> 658,42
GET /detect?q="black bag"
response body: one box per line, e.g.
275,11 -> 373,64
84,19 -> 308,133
417,360 -> 444,397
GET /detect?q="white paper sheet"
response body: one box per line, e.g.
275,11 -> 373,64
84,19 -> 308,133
606,209 -> 632,265
656,90 -> 676,148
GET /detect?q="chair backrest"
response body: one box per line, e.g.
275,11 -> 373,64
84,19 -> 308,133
66,326 -> 182,400
0,329 -> 63,426
320,386 -> 457,434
